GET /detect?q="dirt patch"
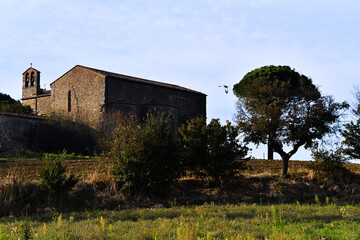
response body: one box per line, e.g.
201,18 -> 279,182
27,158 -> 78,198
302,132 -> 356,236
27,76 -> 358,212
0,158 -> 113,180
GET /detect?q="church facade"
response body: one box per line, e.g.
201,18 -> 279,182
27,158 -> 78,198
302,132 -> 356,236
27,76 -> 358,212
21,65 -> 206,128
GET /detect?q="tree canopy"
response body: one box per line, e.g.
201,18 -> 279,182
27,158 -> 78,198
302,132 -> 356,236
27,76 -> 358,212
0,92 -> 33,114
233,65 -> 348,176
233,65 -> 319,100
342,90 -> 360,159
233,65 -> 320,160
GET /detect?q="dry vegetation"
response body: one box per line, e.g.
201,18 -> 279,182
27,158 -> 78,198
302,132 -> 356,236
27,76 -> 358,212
1,158 -> 360,239
1,158 -> 360,218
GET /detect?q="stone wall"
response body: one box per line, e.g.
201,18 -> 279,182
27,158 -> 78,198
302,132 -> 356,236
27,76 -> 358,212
0,112 -> 96,154
36,95 -> 51,115
106,77 -> 206,127
50,66 -> 106,127
22,98 -> 37,114
22,95 -> 51,115
20,65 -> 206,130
0,112 -> 45,150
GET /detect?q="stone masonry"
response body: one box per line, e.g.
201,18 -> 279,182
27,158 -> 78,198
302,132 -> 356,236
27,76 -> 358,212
21,65 -> 206,128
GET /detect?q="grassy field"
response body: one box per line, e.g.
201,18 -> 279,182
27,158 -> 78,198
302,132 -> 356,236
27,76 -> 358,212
2,157 -> 360,239
1,203 -> 360,239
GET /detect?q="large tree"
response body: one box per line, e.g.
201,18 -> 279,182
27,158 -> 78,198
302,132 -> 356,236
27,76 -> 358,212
233,65 -> 348,176
342,90 -> 360,159
234,66 -> 319,159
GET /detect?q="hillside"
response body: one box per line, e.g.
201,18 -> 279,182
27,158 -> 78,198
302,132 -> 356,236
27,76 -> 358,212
1,158 -> 360,217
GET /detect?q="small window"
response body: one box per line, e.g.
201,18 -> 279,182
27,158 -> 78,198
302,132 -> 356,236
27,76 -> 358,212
30,72 -> 35,86
68,91 -> 71,112
25,73 -> 29,87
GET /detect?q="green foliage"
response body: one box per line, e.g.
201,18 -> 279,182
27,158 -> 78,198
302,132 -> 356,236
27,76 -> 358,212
178,117 -> 248,183
97,111 -> 125,155
42,151 -> 86,160
233,66 -> 349,176
0,149 -> 88,160
342,89 -> 360,159
342,121 -> 360,159
39,151 -> 78,197
21,219 -> 32,240
233,65 -> 318,99
0,92 -> 33,114
110,111 -> 180,196
2,204 -> 360,239
307,148 -> 350,181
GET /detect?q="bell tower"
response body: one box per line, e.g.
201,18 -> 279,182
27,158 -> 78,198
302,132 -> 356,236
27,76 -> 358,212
22,64 -> 41,99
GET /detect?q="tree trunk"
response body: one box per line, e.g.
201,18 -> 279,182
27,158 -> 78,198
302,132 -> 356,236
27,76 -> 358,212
267,142 -> 274,160
281,156 -> 290,177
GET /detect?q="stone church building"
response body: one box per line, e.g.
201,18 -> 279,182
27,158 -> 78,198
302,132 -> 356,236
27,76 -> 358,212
21,65 -> 206,128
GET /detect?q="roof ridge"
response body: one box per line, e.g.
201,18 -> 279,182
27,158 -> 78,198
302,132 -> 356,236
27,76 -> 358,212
22,67 -> 40,75
50,65 -> 206,96
80,65 -> 206,95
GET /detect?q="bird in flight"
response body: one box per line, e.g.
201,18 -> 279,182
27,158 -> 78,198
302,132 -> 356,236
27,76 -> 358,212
218,85 -> 229,94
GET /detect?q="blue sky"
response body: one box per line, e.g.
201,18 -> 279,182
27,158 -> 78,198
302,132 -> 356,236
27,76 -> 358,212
1,0 -> 359,160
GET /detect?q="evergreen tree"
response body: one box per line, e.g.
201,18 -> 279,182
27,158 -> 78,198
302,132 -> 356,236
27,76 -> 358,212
233,66 -> 348,177
342,90 -> 360,159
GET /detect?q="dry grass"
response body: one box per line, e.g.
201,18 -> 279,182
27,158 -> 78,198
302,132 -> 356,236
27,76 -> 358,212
1,158 -> 360,217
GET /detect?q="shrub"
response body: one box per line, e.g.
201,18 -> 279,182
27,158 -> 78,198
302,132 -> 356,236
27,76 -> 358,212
342,89 -> 360,159
110,111 -> 180,196
97,111 -> 126,155
39,151 -> 78,198
178,117 -> 249,184
307,148 -> 350,181
21,218 -> 32,240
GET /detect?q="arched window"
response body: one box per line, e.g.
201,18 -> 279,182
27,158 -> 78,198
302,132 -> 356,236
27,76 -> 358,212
68,90 -> 71,112
30,72 -> 35,86
25,73 -> 29,87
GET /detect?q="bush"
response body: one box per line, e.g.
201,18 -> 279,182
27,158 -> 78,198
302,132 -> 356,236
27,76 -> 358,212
39,151 -> 78,198
342,89 -> 360,159
97,111 -> 126,155
307,148 -> 350,181
109,111 -> 180,196
178,117 -> 248,184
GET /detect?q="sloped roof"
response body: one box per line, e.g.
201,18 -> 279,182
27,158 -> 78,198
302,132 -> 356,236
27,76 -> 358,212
52,65 -> 206,96
22,67 -> 40,75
